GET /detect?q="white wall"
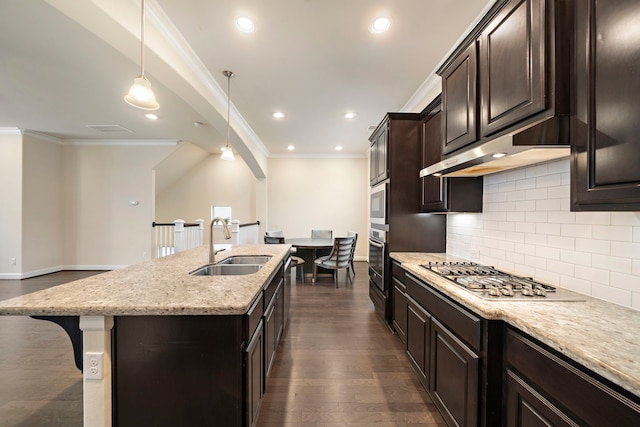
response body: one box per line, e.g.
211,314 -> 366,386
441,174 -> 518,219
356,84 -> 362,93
0,132 -> 23,277
62,143 -> 175,268
267,157 -> 369,260
21,133 -> 64,275
155,153 -> 256,226
447,159 -> 640,311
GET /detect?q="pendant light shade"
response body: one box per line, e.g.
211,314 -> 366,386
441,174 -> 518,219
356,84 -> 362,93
221,70 -> 235,161
124,0 -> 159,110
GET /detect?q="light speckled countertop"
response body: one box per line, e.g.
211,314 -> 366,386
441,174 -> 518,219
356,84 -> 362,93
0,244 -> 290,316
391,252 -> 640,399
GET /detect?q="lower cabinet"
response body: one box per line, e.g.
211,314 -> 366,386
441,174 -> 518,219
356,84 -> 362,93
430,318 -> 479,427
245,320 -> 264,427
264,280 -> 283,382
391,275 -> 408,344
504,327 -> 640,427
406,294 -> 430,388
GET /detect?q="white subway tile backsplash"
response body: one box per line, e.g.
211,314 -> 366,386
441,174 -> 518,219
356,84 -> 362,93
610,272 -> 640,292
576,212 -> 611,225
575,238 -> 610,255
561,223 -> 593,238
446,159 -> 640,311
591,283 -> 632,307
611,241 -> 640,259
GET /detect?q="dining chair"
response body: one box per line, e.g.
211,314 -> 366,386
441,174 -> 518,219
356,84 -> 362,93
313,236 -> 356,288
346,231 -> 358,279
311,229 -> 332,239
266,230 -> 284,237
264,235 -> 285,244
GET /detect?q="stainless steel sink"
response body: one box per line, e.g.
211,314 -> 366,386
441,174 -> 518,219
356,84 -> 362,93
190,263 -> 263,276
216,255 -> 272,265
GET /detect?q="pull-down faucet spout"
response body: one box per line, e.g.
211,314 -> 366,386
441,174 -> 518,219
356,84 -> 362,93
209,217 -> 231,263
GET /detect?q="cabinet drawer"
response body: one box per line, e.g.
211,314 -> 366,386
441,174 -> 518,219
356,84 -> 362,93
263,263 -> 284,308
246,293 -> 263,342
505,328 -> 640,426
391,261 -> 410,288
405,273 -> 482,351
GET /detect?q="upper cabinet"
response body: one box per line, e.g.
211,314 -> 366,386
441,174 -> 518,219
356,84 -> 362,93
369,121 -> 388,186
438,0 -> 572,156
441,42 -> 478,155
571,0 -> 640,211
420,96 -> 483,212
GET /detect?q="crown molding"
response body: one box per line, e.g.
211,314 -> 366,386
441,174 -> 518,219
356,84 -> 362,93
69,139 -> 179,146
0,127 -> 23,135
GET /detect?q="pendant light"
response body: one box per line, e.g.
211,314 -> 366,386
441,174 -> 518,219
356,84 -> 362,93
221,70 -> 236,161
124,0 -> 160,110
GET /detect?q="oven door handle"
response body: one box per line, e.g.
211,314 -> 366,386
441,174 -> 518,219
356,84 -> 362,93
368,239 -> 385,249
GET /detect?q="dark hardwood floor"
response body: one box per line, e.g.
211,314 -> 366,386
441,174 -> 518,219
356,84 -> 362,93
0,264 -> 445,426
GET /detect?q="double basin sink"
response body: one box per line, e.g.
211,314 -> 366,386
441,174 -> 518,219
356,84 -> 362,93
190,255 -> 272,276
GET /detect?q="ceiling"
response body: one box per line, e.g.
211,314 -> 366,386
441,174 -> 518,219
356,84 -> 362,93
0,0 -> 493,162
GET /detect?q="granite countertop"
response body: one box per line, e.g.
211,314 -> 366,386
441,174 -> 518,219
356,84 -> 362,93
391,252 -> 640,398
0,244 -> 290,316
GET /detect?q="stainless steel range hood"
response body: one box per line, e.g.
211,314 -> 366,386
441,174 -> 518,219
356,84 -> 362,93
420,116 -> 570,178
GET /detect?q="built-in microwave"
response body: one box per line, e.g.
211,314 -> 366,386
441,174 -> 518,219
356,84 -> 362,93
370,182 -> 387,221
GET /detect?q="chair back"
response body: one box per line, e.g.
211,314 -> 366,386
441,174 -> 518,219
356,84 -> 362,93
323,236 -> 355,268
311,229 -> 333,239
266,230 -> 284,237
346,231 -> 358,258
264,235 -> 285,244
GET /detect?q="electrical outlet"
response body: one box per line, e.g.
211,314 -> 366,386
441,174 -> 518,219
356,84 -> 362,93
85,352 -> 103,380
10,258 -> 16,266
470,249 -> 480,259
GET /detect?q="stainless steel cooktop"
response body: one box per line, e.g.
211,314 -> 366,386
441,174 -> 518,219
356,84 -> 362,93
421,262 -> 585,301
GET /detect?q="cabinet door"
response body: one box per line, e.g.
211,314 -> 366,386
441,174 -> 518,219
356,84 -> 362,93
442,41 -> 478,155
505,369 -> 577,427
406,295 -> 430,388
369,141 -> 377,186
376,126 -> 388,183
430,318 -> 479,427
421,110 -> 447,211
264,296 -> 277,382
245,321 -> 264,427
480,0 -> 545,136
391,278 -> 407,343
571,0 -> 640,210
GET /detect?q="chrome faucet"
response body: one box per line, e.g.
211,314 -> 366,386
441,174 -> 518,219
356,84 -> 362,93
209,217 -> 231,263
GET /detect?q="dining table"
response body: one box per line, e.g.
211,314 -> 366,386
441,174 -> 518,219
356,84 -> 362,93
285,237 -> 334,283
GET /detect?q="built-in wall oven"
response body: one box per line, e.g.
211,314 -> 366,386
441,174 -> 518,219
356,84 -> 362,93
369,182 -> 389,320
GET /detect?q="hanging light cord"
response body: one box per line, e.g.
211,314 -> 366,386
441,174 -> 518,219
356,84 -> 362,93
140,0 -> 146,77
227,74 -> 231,146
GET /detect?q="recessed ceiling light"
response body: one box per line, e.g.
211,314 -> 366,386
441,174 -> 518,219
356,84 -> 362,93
336,146 -> 343,151
145,113 -> 158,120
287,145 -> 295,151
370,17 -> 391,34
344,112 -> 357,119
273,112 -> 285,119
236,17 -> 255,33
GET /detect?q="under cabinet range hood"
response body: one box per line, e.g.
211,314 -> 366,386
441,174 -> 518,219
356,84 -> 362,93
420,117 -> 571,178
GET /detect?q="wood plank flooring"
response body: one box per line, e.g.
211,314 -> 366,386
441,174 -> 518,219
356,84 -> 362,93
0,264 -> 445,426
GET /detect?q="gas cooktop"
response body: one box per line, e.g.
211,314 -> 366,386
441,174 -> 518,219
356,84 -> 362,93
421,261 -> 585,301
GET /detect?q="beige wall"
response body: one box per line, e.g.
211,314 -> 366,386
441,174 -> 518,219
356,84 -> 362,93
0,132 -> 23,278
267,157 -> 369,260
155,153 -> 257,226
21,134 -> 64,274
62,143 -> 175,268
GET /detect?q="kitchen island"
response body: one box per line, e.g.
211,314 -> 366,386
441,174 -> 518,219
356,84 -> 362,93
391,252 -> 640,426
0,244 -> 291,427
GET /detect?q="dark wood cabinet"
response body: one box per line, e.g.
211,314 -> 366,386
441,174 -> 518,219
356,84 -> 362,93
438,0 -> 572,156
406,294 -> 430,388
479,0 -> 546,137
391,278 -> 407,344
430,318 -> 479,427
245,320 -> 264,427
504,327 -> 640,427
571,0 -> 640,211
369,122 -> 388,186
420,97 -> 483,213
441,41 -> 478,155
264,280 -> 283,383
